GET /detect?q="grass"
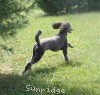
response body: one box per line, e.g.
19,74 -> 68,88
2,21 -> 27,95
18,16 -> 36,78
0,11 -> 100,95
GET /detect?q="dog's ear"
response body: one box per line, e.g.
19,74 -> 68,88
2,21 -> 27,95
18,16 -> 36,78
52,22 -> 62,29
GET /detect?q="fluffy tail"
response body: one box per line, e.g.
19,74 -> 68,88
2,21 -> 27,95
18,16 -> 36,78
52,22 -> 62,29
35,30 -> 42,46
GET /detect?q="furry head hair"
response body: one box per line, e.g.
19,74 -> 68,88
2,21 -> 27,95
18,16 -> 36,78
52,22 -> 72,33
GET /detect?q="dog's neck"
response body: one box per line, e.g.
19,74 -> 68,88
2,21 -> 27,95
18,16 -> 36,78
58,31 -> 68,36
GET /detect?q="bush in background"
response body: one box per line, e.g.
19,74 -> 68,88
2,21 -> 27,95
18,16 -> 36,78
35,0 -> 66,15
35,0 -> 100,15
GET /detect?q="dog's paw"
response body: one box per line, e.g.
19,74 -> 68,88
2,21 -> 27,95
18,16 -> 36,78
65,57 -> 69,62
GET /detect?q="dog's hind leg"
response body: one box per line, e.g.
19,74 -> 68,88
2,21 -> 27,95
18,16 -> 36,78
21,47 -> 44,75
27,45 -> 36,71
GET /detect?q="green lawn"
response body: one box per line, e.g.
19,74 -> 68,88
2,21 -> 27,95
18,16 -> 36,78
0,11 -> 100,95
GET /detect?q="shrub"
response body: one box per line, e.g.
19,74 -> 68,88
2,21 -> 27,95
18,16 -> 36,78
35,0 -> 100,14
35,0 -> 66,15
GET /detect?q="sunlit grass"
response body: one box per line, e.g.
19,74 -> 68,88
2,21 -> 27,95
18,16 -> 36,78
0,11 -> 100,95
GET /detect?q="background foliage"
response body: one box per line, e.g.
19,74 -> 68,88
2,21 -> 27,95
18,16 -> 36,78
0,0 -> 34,37
35,0 -> 100,14
0,0 -> 34,52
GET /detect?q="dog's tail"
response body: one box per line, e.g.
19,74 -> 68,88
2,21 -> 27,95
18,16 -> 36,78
52,22 -> 62,29
35,30 -> 42,46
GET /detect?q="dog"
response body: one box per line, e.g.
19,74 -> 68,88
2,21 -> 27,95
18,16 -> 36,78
21,22 -> 73,75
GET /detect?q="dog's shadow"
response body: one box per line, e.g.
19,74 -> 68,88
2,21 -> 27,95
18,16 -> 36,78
27,60 -> 82,77
62,60 -> 82,67
27,66 -> 57,77
34,67 -> 56,74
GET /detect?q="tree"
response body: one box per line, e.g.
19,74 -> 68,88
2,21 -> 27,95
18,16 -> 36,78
0,0 -> 34,52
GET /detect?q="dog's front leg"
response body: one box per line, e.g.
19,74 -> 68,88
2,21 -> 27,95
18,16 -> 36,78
63,48 -> 69,61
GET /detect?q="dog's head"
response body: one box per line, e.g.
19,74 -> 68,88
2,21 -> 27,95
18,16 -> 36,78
52,22 -> 73,33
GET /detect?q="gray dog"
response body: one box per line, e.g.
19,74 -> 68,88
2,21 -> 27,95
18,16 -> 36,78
22,22 -> 73,75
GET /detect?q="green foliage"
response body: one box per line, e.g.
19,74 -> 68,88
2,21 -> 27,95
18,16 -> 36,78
35,0 -> 66,15
35,0 -> 100,15
0,0 -> 35,52
87,0 -> 100,11
0,0 -> 34,37
65,0 -> 89,13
